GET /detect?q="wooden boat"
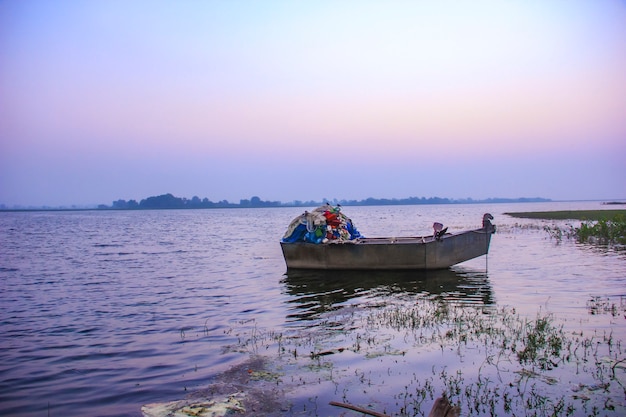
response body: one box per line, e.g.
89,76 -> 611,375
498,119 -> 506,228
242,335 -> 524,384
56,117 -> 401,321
281,213 -> 496,270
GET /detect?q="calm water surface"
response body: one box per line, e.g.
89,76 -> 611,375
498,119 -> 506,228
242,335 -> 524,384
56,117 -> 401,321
1,202 -> 624,416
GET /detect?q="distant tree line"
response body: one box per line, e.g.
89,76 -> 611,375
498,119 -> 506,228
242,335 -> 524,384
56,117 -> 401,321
98,193 -> 551,210
101,193 -> 279,210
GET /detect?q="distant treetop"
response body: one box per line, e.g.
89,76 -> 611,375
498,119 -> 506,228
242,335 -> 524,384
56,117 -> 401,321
99,193 -> 551,210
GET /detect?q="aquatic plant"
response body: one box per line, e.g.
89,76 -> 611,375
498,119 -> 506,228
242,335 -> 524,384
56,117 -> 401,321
543,224 -> 576,243
219,297 -> 625,416
544,215 -> 626,246
575,215 -> 626,245
587,296 -> 624,317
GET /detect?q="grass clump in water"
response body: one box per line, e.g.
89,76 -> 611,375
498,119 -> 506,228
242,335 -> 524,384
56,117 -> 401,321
506,210 -> 626,245
220,297 -> 625,416
516,315 -> 563,370
575,215 -> 626,245
543,215 -> 626,246
365,301 -> 625,416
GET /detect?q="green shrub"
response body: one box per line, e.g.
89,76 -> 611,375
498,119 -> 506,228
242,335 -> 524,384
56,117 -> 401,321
575,214 -> 626,245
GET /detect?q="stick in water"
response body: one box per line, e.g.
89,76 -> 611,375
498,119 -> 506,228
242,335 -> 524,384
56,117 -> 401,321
329,401 -> 391,417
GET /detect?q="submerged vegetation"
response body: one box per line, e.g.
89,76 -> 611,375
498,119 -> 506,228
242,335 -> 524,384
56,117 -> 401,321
216,296 -> 626,417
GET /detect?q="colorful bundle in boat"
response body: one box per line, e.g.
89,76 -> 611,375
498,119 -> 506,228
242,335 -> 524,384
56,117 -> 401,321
282,204 -> 362,244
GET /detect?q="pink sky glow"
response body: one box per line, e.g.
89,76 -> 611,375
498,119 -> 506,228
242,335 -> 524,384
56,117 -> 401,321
1,1 -> 625,206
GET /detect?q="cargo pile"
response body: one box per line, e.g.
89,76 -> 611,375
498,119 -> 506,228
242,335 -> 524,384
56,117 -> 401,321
281,204 -> 362,244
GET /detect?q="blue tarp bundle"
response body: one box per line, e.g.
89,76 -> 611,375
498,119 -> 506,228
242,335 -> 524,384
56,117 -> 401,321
282,204 -> 362,244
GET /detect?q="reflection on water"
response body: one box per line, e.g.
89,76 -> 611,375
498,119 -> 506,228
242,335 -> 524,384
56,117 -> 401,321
281,267 -> 494,322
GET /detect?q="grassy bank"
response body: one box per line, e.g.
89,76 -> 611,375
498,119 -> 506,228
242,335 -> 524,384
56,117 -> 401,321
504,209 -> 626,221
506,209 -> 626,245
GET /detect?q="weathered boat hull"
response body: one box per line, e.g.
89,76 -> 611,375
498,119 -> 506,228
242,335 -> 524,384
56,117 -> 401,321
281,228 -> 493,270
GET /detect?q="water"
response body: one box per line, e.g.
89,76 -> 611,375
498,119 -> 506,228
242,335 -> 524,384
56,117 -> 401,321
0,202 -> 624,416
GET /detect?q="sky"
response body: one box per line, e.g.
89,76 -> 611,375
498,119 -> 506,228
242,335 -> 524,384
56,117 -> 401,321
1,0 -> 625,207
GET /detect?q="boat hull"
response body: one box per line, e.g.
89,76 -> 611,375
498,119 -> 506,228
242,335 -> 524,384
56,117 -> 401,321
280,228 -> 493,270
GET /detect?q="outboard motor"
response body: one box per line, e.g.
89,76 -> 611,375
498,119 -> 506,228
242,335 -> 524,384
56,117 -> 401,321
482,213 -> 496,233
433,222 -> 448,241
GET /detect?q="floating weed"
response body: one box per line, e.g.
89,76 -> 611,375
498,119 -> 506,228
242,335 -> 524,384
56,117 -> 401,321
247,369 -> 283,383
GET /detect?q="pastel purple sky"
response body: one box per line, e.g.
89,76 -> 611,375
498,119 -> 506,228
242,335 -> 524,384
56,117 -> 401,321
1,1 -> 625,207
